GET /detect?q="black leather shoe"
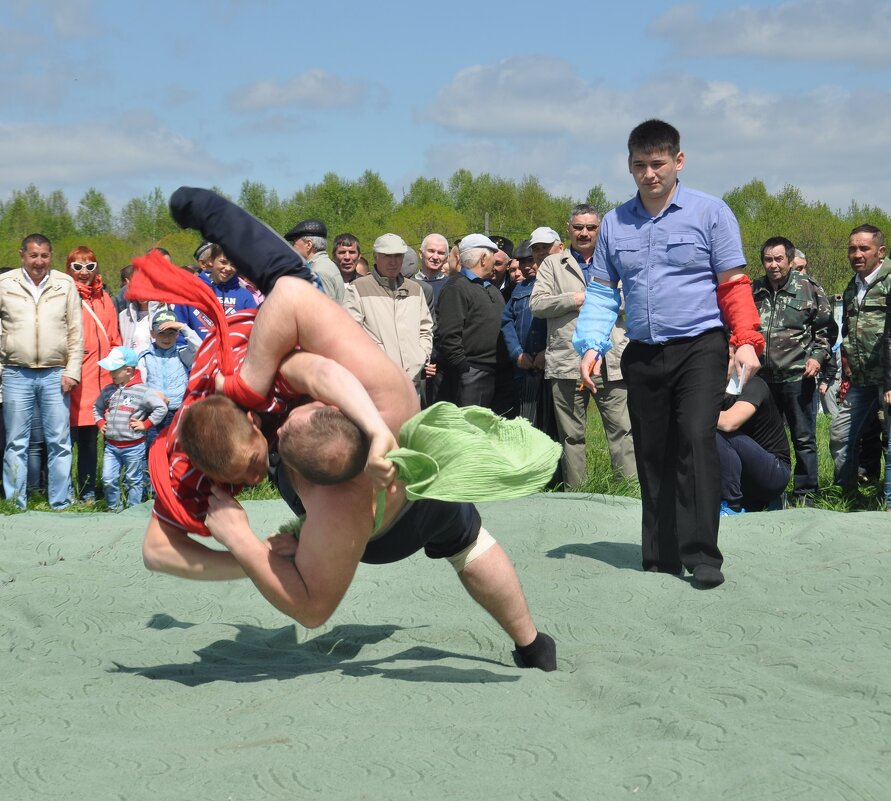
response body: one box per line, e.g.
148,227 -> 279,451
646,565 -> 684,577
692,564 -> 725,588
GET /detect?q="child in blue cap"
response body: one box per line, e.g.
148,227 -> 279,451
94,346 -> 168,511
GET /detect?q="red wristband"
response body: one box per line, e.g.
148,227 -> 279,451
222,373 -> 268,410
728,330 -> 765,353
716,276 -> 764,357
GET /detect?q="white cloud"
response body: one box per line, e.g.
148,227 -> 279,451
424,58 -> 891,211
649,1 -> 891,67
424,57 -> 629,137
0,119 -> 228,192
229,69 -> 367,112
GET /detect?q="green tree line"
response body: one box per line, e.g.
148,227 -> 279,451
2,174 -> 888,296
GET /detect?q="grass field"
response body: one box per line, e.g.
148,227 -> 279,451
1,406 -> 885,516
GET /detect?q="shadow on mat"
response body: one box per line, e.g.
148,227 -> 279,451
546,541 -> 642,570
111,619 -> 519,686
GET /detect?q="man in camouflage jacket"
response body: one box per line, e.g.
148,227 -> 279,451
828,224 -> 891,508
753,236 -> 838,504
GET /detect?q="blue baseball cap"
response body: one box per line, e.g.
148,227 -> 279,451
98,346 -> 139,371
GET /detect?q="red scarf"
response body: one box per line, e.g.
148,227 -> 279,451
74,274 -> 105,301
127,251 -> 233,371
128,250 -> 236,535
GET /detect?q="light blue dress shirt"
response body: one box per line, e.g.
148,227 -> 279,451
589,181 -> 745,344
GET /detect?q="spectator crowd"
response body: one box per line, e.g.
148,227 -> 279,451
1,163 -> 889,518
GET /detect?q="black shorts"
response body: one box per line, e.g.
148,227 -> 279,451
361,499 -> 481,565
274,459 -> 480,565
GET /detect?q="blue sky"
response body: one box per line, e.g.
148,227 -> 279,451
3,0 -> 890,216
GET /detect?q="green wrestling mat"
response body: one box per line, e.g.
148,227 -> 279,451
1,495 -> 888,800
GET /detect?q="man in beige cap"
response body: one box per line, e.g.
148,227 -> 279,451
529,226 -> 564,266
343,233 -> 433,398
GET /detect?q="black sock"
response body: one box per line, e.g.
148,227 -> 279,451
513,632 -> 556,672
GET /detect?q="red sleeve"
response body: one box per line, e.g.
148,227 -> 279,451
716,276 -> 764,356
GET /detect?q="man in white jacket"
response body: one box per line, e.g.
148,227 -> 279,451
0,234 -> 83,509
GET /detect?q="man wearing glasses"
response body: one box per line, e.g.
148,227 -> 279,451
0,234 -> 83,509
530,206 -> 636,489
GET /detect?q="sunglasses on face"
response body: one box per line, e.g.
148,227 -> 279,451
71,261 -> 98,272
571,223 -> 599,232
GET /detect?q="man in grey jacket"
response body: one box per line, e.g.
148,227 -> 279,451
530,205 -> 636,488
0,234 -> 83,509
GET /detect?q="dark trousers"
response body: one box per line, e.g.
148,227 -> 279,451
766,379 -> 818,497
622,329 -> 727,572
168,187 -> 313,296
437,364 -> 494,408
716,431 -> 791,510
71,424 -> 98,499
456,365 -> 495,408
512,370 -> 547,428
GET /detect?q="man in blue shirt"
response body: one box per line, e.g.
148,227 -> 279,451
573,120 -> 763,588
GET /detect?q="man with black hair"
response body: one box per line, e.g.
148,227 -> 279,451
752,236 -> 836,506
0,234 -> 82,509
573,120 -> 763,588
830,224 -> 891,510
332,233 -> 362,284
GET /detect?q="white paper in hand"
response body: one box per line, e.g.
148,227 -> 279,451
726,363 -> 748,395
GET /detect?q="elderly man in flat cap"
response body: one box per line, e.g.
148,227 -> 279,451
434,234 -> 511,411
283,218 -> 345,305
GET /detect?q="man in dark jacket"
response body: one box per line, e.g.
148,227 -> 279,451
434,234 -> 510,412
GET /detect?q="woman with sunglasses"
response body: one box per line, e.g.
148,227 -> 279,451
66,246 -> 121,503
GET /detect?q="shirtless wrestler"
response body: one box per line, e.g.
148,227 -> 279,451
141,188 -> 556,671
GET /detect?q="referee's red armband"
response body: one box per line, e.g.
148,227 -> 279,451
716,275 -> 764,357
221,373 -> 268,410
